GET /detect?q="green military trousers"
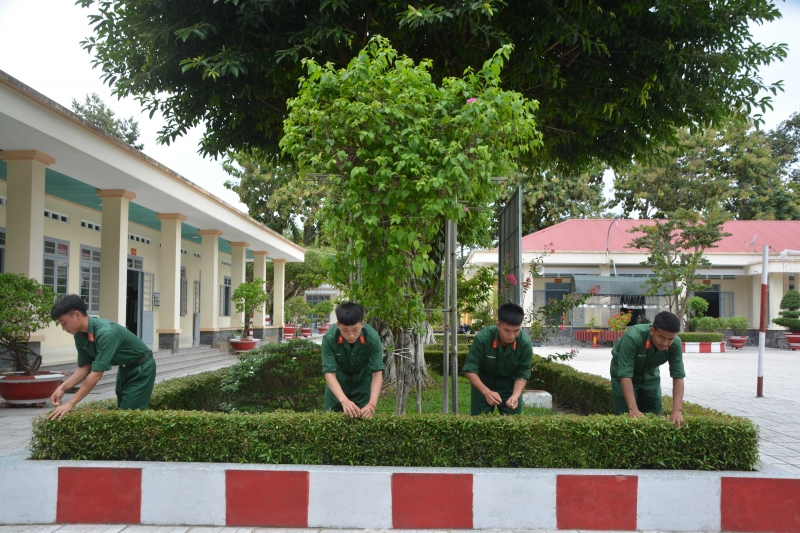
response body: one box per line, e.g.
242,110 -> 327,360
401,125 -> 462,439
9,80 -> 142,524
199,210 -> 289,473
324,372 -> 372,411
115,357 -> 156,409
470,372 -> 523,415
611,376 -> 662,415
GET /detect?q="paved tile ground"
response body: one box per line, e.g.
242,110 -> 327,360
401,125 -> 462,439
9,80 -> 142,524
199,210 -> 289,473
534,343 -> 800,474
0,527 -> 707,533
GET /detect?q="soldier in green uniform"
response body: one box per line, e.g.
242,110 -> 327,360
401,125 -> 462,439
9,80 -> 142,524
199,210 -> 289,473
48,294 -> 157,420
321,302 -> 384,418
463,303 -> 533,415
610,311 -> 685,425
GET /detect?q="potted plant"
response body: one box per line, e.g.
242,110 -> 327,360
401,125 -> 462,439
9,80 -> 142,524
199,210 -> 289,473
0,273 -> 67,405
726,316 -> 750,349
229,278 -> 270,353
285,296 -> 312,340
772,289 -> 800,350
585,316 -> 601,348
608,311 -> 632,343
313,299 -> 335,334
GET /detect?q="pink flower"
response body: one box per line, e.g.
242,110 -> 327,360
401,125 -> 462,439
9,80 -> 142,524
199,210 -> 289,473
559,324 -> 566,331
464,207 -> 469,212
550,248 -> 556,253
589,284 -> 601,296
561,315 -> 566,320
38,289 -> 43,295
505,273 -> 518,286
466,98 -> 477,104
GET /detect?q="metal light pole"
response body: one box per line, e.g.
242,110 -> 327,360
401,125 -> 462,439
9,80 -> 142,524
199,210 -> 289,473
450,219 -> 459,413
442,220 -> 452,413
757,245 -> 768,397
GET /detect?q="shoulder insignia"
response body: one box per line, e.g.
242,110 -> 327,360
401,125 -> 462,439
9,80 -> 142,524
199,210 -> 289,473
513,341 -> 517,351
492,339 -> 498,349
88,333 -> 95,343
338,336 -> 344,345
359,335 -> 366,344
645,340 -> 651,349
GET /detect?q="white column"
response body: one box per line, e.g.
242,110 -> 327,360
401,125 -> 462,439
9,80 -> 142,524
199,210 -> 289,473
156,213 -> 186,338
252,251 -> 269,327
0,151 -> 54,279
198,230 -> 222,330
768,271 -> 784,330
273,259 -> 286,328
228,242 -> 249,330
97,189 -> 136,323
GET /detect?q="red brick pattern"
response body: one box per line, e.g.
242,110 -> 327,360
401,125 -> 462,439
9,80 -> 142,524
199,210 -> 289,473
56,467 -> 142,524
557,474 -> 638,530
392,473 -> 473,528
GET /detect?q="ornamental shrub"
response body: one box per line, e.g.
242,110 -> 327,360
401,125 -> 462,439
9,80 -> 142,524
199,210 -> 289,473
677,332 -> 724,342
727,316 -> 749,336
695,316 -> 723,333
0,273 -> 55,374
772,289 -> 800,332
219,340 -> 325,412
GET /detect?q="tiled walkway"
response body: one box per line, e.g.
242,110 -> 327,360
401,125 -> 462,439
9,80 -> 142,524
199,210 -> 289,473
534,344 -> 800,474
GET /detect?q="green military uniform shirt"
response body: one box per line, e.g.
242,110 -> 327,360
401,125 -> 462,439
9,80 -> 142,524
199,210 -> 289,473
610,323 -> 685,415
462,325 -> 533,415
321,323 -> 385,411
75,316 -> 156,409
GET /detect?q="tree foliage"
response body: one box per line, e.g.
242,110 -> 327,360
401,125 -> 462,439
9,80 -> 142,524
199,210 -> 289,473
0,274 -> 55,375
281,37 -> 541,331
77,0 -> 786,172
613,114 -> 800,221
768,110 -> 800,186
626,209 -> 731,330
222,151 -> 325,245
71,93 -> 144,150
230,279 -> 270,337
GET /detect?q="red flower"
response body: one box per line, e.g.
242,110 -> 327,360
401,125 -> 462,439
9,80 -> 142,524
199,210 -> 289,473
589,284 -> 601,296
505,273 -> 518,285
466,97 -> 477,104
559,324 -> 566,331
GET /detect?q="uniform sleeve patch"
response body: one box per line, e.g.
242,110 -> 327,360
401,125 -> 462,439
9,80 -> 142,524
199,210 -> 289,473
492,339 -> 498,349
338,336 -> 344,345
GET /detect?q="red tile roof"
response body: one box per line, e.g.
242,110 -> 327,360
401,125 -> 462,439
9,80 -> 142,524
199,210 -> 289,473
520,219 -> 800,254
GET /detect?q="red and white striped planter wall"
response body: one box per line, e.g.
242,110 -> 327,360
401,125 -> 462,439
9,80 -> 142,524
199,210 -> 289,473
683,341 -> 727,353
2,459 -> 799,531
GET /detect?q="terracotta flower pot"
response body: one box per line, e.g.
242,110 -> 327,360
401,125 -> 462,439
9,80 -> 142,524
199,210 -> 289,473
229,339 -> 257,353
784,332 -> 800,351
301,327 -> 312,338
318,325 -> 330,335
0,371 -> 66,404
283,325 -> 296,339
727,336 -> 748,350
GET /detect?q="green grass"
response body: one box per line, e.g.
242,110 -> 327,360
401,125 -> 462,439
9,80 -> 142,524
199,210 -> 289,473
375,371 -> 556,416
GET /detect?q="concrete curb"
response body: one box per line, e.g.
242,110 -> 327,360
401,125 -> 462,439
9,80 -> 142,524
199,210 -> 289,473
2,454 -> 799,531
682,341 -> 726,353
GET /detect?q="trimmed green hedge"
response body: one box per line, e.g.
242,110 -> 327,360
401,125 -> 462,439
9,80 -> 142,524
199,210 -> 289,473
679,332 -> 725,342
30,409 -> 757,470
426,347 -> 468,375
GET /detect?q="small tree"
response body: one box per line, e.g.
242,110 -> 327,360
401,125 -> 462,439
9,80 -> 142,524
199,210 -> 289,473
686,296 -> 709,331
230,279 -> 270,338
312,300 -> 335,326
772,289 -> 800,333
281,36 -> 541,413
71,93 -> 144,150
627,208 -> 730,330
285,296 -> 312,327
0,274 -> 55,375
728,316 -> 750,336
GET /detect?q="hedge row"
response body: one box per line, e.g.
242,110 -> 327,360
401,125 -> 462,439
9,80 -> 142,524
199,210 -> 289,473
30,409 -> 757,470
529,355 -> 721,417
679,332 -> 725,342
426,347 -> 468,375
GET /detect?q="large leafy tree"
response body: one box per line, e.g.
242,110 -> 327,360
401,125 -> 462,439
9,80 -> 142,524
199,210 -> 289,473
222,152 -> 325,245
613,115 -> 800,220
281,37 -> 541,413
78,0 -> 786,171
71,93 -> 144,150
769,110 -> 800,185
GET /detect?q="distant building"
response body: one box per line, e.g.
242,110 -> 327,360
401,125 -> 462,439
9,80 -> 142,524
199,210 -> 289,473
465,219 -> 800,332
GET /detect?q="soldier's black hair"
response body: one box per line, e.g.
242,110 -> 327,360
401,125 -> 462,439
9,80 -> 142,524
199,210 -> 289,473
50,294 -> 88,320
652,311 -> 680,333
497,303 -> 524,327
335,302 -> 365,326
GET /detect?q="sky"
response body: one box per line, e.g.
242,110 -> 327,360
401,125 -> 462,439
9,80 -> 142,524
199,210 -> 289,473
0,0 -> 798,216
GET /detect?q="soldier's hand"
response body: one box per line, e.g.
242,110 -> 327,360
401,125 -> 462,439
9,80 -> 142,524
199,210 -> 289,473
342,400 -> 361,418
484,390 -> 502,406
47,402 -> 74,420
669,409 -> 684,426
359,403 -> 376,419
50,388 -> 64,407
628,407 -> 645,419
506,395 -> 519,410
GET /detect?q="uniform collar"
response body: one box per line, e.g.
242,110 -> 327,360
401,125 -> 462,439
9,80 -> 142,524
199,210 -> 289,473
492,326 -> 517,351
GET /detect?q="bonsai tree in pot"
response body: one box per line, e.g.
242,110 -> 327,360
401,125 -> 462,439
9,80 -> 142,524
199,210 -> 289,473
313,299 -> 335,334
285,296 -> 312,336
726,316 -> 750,349
230,278 -> 270,350
0,273 -> 55,374
772,289 -> 800,350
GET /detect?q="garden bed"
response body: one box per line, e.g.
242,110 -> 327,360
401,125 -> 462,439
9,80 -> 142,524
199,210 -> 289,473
28,344 -> 759,470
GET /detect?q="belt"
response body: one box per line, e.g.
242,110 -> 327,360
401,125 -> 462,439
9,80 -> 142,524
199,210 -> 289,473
126,351 -> 153,368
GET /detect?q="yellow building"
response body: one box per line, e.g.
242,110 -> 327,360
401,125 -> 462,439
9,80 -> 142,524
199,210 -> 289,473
0,71 -> 304,366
